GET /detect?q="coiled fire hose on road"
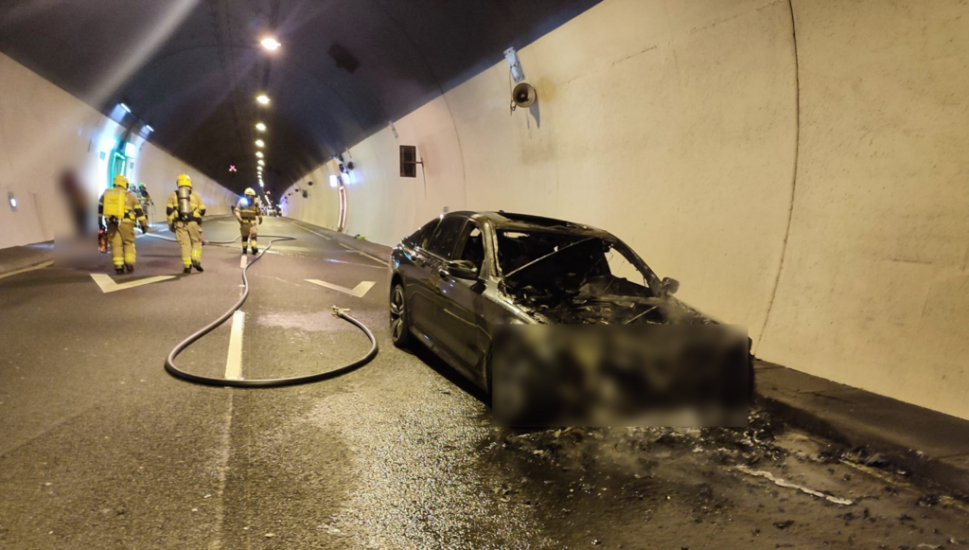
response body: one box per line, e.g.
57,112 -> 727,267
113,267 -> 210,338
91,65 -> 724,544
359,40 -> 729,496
152,229 -> 379,387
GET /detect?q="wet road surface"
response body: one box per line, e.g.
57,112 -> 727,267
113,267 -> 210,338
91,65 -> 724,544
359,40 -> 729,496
1,217 -> 968,549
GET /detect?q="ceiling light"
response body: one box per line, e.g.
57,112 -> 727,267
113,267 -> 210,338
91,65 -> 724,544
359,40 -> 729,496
259,181 -> 265,187
255,151 -> 264,158
258,160 -> 265,166
255,122 -> 266,131
255,139 -> 265,147
260,37 -> 281,51
119,103 -> 131,113
144,125 -> 154,133
8,192 -> 18,212
256,94 -> 270,105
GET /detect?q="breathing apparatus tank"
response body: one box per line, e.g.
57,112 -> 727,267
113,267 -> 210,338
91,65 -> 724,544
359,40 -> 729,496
177,186 -> 193,220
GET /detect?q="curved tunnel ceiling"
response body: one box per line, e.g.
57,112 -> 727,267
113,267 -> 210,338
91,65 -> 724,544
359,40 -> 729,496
0,0 -> 600,194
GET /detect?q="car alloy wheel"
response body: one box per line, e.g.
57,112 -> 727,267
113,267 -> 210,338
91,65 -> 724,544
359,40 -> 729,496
390,283 -> 410,348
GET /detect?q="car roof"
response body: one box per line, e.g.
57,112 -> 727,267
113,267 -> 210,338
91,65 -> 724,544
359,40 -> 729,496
445,210 -> 609,235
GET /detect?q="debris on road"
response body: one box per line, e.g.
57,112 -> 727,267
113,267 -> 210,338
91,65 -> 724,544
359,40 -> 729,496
735,465 -> 854,505
773,519 -> 795,530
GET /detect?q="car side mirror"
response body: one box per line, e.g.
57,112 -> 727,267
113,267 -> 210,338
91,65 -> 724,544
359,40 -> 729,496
661,277 -> 680,295
446,259 -> 479,280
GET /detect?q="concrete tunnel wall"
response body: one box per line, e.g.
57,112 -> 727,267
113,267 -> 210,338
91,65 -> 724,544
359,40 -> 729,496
282,0 -> 969,420
0,51 -> 237,250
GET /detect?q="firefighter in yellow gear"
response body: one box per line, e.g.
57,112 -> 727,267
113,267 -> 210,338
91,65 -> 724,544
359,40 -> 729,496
98,175 -> 148,274
166,174 -> 207,273
235,188 -> 263,255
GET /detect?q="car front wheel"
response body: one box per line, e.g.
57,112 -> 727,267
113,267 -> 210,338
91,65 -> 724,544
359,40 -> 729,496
390,282 -> 411,348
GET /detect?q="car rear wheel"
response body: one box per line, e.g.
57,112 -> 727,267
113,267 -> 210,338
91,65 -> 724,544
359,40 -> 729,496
390,283 -> 411,348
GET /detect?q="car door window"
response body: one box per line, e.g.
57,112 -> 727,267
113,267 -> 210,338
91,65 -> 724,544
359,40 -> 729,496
425,216 -> 466,259
404,219 -> 439,249
457,225 -> 485,273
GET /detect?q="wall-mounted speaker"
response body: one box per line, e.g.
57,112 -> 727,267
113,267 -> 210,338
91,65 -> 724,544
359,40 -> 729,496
512,82 -> 537,109
400,145 -> 417,178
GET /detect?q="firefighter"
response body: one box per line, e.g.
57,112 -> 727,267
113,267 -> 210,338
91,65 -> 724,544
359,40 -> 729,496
235,187 -> 263,255
98,175 -> 149,274
166,174 -> 206,273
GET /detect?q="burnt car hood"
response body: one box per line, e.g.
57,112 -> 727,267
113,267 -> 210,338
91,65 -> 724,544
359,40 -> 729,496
502,238 -> 710,325
512,282 -> 710,325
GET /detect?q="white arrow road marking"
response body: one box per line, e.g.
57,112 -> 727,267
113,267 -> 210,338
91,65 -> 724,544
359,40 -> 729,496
240,255 -> 248,268
90,273 -> 176,293
225,311 -> 245,380
305,279 -> 375,298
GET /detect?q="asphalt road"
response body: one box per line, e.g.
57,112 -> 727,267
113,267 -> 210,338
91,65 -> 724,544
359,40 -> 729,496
1,217 -> 968,549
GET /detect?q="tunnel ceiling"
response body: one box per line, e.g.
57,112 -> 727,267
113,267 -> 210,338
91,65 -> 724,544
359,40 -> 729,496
0,0 -> 600,194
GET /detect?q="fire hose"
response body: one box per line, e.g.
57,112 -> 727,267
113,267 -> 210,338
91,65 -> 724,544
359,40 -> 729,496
152,229 -> 378,387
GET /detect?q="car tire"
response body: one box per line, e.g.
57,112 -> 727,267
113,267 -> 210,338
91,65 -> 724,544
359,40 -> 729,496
390,282 -> 411,348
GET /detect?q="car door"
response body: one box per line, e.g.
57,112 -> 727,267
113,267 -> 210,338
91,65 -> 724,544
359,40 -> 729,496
432,221 -> 491,377
408,215 -> 467,344
397,218 -> 438,333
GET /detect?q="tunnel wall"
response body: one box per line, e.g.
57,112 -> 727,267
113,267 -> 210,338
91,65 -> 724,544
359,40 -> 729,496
284,0 -> 969,419
756,0 -> 969,419
0,52 -> 236,249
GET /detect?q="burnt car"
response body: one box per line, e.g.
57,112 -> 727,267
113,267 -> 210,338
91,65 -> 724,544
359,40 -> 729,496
389,211 -> 750,398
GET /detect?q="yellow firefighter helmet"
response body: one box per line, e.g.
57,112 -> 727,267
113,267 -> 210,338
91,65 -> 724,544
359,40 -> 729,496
176,174 -> 192,187
244,187 -> 256,196
112,175 -> 129,189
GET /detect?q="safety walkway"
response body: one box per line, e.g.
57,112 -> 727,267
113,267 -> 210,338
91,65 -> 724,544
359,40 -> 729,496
756,360 -> 969,495
0,241 -> 53,279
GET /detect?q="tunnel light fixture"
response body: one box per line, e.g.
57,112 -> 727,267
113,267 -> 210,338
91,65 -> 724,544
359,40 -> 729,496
8,192 -> 17,212
255,139 -> 265,147
256,94 -> 270,105
260,37 -> 281,51
255,122 -> 266,132
259,181 -> 265,187
258,160 -> 265,166
255,151 -> 264,158
144,125 -> 154,133
120,103 -> 132,113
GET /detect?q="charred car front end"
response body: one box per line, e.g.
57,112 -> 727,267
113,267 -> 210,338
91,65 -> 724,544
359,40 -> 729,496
389,211 -> 751,424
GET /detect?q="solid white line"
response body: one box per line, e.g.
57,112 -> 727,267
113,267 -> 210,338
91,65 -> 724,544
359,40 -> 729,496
294,221 -> 389,266
0,260 -> 54,281
295,223 -> 331,240
355,250 -> 390,267
225,311 -> 245,380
